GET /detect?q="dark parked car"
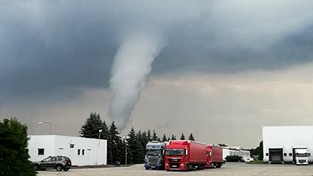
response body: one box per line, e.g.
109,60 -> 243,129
33,156 -> 72,171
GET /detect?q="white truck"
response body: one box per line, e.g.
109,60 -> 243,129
293,147 -> 309,165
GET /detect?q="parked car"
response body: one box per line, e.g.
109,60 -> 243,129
33,156 -> 72,171
243,157 -> 254,163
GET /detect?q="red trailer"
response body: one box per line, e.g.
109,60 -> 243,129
205,145 -> 224,168
164,140 -> 207,171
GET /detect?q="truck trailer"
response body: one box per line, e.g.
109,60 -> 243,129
206,145 -> 224,168
144,141 -> 166,170
164,140 -> 207,171
263,126 -> 313,165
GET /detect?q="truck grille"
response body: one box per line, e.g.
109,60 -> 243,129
168,158 -> 181,162
299,159 -> 306,163
149,158 -> 158,165
169,163 -> 181,169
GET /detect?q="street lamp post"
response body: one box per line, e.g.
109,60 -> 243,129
98,129 -> 103,146
123,136 -> 129,166
38,121 -> 51,135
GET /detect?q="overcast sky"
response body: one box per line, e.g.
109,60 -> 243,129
1,0 -> 313,148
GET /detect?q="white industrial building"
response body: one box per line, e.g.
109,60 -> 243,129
263,126 -> 313,164
222,147 -> 251,161
28,135 -> 107,166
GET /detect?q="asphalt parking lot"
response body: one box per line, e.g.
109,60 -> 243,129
37,163 -> 313,176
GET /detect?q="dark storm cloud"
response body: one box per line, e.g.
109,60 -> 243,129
1,0 -> 313,103
0,1 -> 118,101
154,25 -> 313,74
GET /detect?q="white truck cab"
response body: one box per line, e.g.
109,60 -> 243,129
293,147 -> 309,165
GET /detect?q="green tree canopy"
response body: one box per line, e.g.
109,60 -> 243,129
171,134 -> 176,140
162,134 -> 167,142
126,127 -> 136,164
126,127 -> 145,164
80,112 -> 108,139
188,133 -> 195,141
180,133 -> 185,140
152,130 -> 158,141
147,130 -> 151,141
0,117 -> 36,176
107,122 -> 122,165
141,131 -> 149,150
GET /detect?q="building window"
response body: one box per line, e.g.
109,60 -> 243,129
82,149 -> 85,156
266,153 -> 269,156
289,153 -> 292,156
70,144 -> 74,148
284,153 -> 287,156
78,149 -> 80,155
38,148 -> 45,155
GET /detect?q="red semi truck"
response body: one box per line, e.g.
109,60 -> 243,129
205,145 -> 224,168
164,140 -> 208,171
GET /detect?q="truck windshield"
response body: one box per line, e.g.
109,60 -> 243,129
296,153 -> 308,157
146,150 -> 162,156
165,149 -> 185,156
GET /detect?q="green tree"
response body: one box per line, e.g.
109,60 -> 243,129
126,127 -> 136,164
152,130 -> 158,141
134,131 -> 144,164
180,133 -> 185,140
80,112 -> 108,139
250,141 -> 263,161
141,131 -> 149,150
107,122 -> 122,165
162,134 -> 167,142
171,134 -> 176,140
0,118 -> 36,176
137,130 -> 147,157
126,128 -> 145,164
100,120 -> 109,140
188,133 -> 195,141
147,130 -> 151,141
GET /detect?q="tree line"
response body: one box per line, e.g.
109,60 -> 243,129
79,112 -> 195,165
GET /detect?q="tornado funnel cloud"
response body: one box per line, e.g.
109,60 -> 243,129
109,33 -> 164,131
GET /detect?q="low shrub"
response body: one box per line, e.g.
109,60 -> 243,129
225,155 -> 243,162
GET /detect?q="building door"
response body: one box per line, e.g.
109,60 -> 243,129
269,148 -> 283,163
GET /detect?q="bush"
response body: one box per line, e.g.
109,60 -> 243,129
0,118 -> 36,176
225,155 -> 243,162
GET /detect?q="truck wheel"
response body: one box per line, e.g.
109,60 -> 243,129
56,165 -> 63,171
199,165 -> 205,170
